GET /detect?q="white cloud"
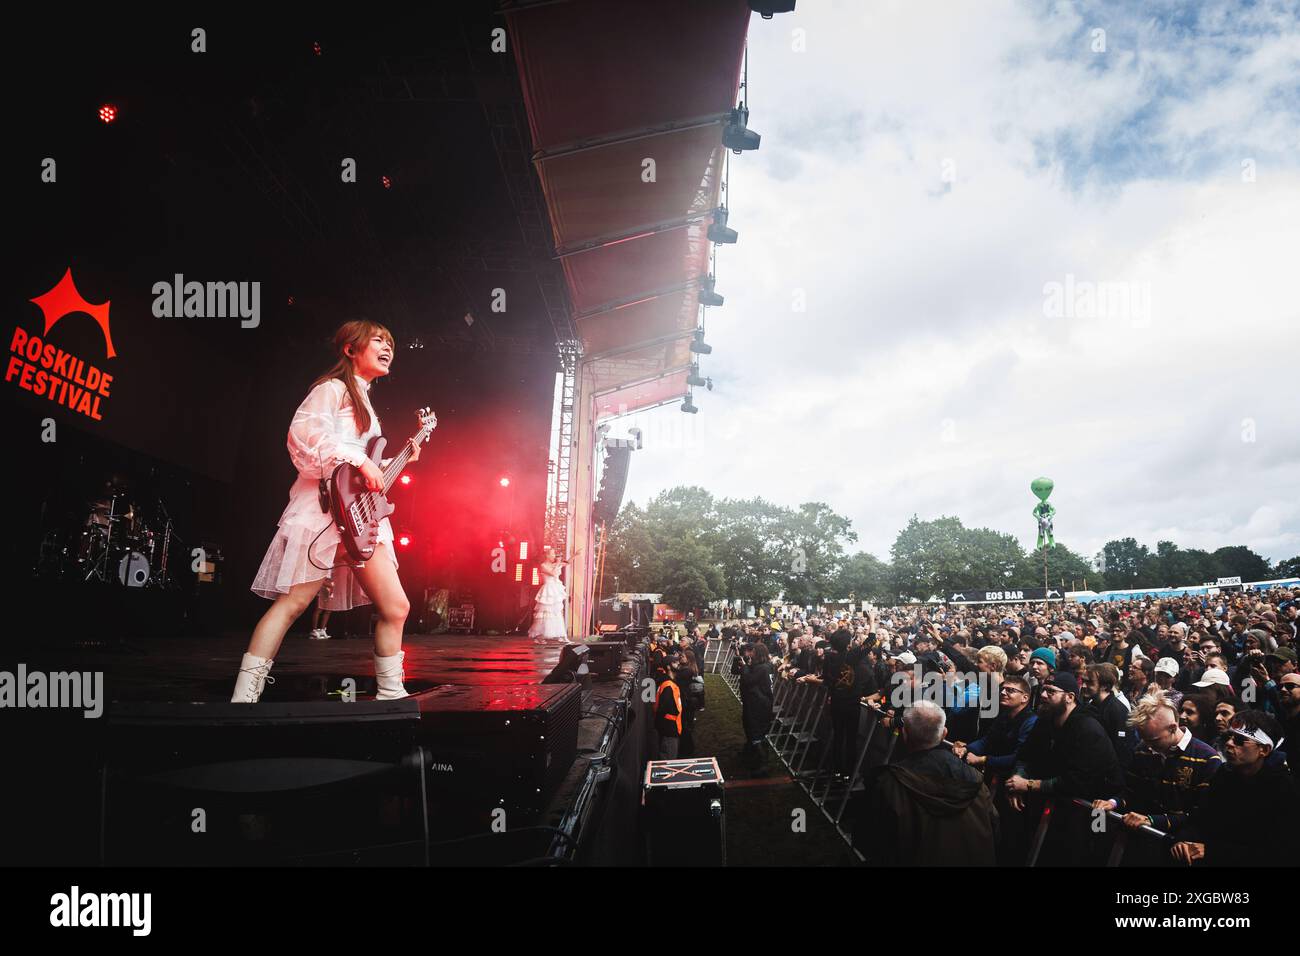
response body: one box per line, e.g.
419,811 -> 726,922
614,0 -> 1300,566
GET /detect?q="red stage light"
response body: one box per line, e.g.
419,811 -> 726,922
313,41 -> 322,55
518,542 -> 528,560
381,175 -> 392,189
532,567 -> 540,586
98,104 -> 118,124
397,534 -> 411,548
514,563 -> 523,582
400,474 -> 412,485
498,476 -> 511,488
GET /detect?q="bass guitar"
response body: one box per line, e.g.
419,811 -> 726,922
329,407 -> 437,562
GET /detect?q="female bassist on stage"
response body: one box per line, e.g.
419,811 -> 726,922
232,320 -> 430,702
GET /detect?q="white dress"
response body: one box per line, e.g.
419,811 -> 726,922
250,377 -> 397,611
528,564 -> 568,640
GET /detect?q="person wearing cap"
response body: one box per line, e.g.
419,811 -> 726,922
1153,657 -> 1183,710
1092,692 -> 1222,856
1010,671 -> 1123,800
1170,710 -> 1300,866
998,671 -> 1121,864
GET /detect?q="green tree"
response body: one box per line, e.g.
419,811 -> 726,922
776,501 -> 857,606
1211,546 -> 1273,583
890,515 -> 969,601
1275,556 -> 1300,578
834,551 -> 893,604
1101,537 -> 1150,590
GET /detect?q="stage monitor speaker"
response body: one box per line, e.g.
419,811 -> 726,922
415,682 -> 581,821
642,757 -> 726,866
101,700 -> 427,865
583,640 -> 626,678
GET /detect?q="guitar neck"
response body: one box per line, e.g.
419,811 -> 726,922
379,426 -> 429,496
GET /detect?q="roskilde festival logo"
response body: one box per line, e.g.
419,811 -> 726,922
6,267 -> 116,421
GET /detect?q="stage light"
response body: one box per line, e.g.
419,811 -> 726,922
699,274 -> 724,308
687,364 -> 706,387
707,206 -> 737,244
499,476 -> 511,488
515,563 -> 524,582
519,542 -> 529,560
381,175 -> 392,189
98,104 -> 118,124
681,393 -> 699,414
313,41 -> 322,55
532,567 -> 540,587
398,533 -> 412,548
408,337 -> 423,349
722,105 -> 761,153
399,473 -> 412,486
287,296 -> 295,306
689,330 -> 712,355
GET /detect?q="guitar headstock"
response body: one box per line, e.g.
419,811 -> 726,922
416,406 -> 437,436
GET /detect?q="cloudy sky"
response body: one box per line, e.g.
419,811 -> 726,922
612,0 -> 1300,567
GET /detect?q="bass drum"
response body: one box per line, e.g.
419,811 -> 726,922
118,551 -> 151,588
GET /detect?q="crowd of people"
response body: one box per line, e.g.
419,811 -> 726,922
713,587 -> 1299,866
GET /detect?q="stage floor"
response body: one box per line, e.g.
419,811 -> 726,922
5,632 -> 570,702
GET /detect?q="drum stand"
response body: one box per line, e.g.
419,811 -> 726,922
84,499 -> 120,584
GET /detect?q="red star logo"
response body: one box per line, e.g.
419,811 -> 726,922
30,267 -> 115,359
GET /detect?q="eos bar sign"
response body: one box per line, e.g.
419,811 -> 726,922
948,588 -> 1064,604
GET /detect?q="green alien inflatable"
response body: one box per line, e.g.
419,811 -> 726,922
1031,477 -> 1055,550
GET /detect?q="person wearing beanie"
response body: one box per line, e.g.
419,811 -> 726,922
1003,671 -> 1124,864
1028,646 -> 1056,711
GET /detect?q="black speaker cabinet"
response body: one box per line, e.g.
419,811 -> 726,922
642,757 -> 725,866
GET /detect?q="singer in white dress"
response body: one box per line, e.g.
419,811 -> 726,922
529,547 -> 569,642
231,320 -> 430,703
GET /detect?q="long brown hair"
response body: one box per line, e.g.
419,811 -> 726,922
311,320 -> 394,434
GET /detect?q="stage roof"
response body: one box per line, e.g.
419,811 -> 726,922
507,0 -> 750,416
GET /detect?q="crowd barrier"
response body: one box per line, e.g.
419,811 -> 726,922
714,651 -> 1173,866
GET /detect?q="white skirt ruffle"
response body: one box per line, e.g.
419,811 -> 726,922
250,478 -> 396,612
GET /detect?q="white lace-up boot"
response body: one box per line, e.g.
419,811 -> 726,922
231,653 -> 275,703
374,650 -> 409,700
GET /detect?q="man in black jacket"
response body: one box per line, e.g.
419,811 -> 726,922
1005,672 -> 1124,864
1082,663 -> 1137,768
857,700 -> 998,865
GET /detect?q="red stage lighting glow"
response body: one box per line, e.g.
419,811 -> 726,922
313,41 -> 322,55
398,534 -> 411,548
399,474 -> 412,485
532,567 -> 540,586
518,541 -> 528,560
381,175 -> 392,189
498,476 -> 511,487
98,104 -> 118,124
514,563 -> 524,582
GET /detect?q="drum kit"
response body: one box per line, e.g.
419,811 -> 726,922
40,484 -> 180,589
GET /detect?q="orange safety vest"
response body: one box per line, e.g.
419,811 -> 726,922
655,679 -> 682,733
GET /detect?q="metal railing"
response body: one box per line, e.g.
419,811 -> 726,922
719,664 -> 1174,866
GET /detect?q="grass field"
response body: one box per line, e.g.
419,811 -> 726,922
693,674 -> 857,866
